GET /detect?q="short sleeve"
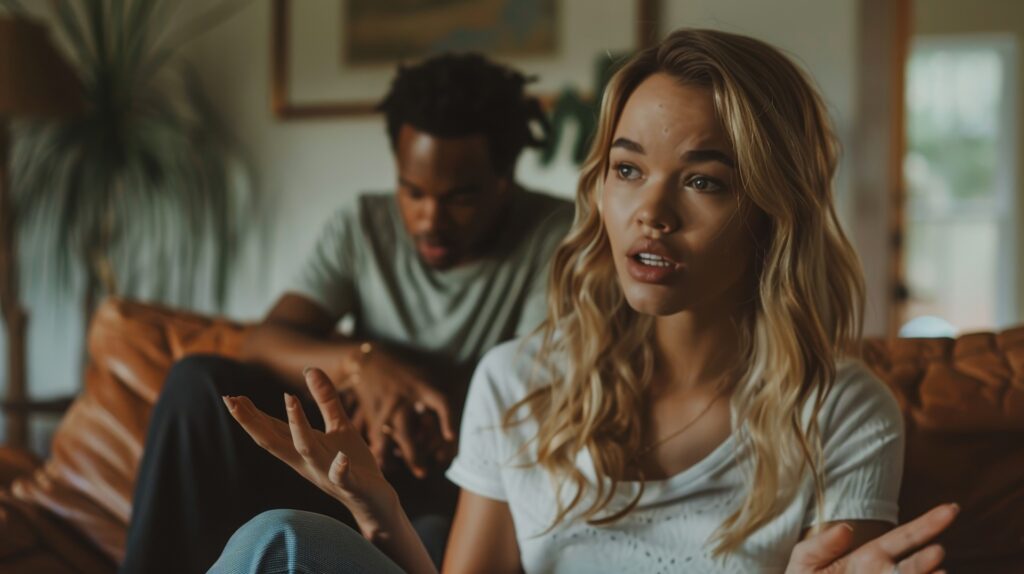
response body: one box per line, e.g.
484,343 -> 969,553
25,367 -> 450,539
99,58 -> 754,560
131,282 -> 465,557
287,206 -> 360,319
445,345 -> 515,501
803,363 -> 906,528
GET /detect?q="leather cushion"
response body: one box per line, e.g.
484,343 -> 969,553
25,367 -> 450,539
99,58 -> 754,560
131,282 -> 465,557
5,299 -> 248,563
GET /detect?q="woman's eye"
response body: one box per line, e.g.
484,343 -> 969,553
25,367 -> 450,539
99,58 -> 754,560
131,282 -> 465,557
687,175 -> 724,193
615,163 -> 642,181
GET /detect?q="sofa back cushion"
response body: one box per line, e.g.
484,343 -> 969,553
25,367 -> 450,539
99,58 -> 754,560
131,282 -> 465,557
861,326 -> 1024,571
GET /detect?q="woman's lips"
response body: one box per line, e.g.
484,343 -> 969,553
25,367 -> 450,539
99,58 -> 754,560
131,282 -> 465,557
625,252 -> 682,284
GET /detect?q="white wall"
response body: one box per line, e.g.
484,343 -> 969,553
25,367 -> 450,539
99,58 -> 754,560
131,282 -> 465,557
2,0 -> 868,453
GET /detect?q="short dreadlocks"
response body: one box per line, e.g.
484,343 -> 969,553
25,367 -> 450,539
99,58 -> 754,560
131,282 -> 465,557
378,53 -> 549,176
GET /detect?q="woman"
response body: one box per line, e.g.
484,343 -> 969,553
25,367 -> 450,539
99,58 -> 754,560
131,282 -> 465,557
212,29 -> 956,573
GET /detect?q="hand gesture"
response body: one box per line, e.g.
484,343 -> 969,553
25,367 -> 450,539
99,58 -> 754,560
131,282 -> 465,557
223,367 -> 400,538
340,344 -> 455,477
786,503 -> 959,574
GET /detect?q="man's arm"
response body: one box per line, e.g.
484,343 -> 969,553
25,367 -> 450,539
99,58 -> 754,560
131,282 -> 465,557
241,293 -> 362,393
241,292 -> 454,476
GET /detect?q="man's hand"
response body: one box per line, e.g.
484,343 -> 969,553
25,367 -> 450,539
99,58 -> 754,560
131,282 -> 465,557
223,367 -> 402,540
339,344 -> 455,478
786,503 -> 959,574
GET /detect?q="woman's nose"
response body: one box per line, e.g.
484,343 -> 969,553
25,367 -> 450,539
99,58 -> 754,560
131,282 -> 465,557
636,186 -> 680,237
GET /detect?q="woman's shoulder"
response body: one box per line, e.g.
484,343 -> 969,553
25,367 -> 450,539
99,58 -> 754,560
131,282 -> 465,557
817,360 -> 904,441
831,361 -> 900,411
470,333 -> 552,410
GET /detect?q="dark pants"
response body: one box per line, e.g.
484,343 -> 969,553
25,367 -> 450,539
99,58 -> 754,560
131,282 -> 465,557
120,355 -> 456,574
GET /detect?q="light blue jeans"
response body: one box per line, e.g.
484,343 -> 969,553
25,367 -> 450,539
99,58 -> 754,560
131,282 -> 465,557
208,509 -> 407,574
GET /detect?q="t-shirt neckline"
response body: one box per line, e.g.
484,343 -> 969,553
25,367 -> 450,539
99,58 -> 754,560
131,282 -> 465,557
574,429 -> 739,506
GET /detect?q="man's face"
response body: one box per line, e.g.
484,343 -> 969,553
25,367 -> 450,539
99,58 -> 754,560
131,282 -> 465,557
395,124 -> 511,269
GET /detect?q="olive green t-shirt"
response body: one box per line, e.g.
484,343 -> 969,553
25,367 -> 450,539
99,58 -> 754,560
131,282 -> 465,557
289,190 -> 573,376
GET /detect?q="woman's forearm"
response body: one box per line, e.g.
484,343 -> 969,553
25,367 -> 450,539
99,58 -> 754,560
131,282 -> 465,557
368,500 -> 440,574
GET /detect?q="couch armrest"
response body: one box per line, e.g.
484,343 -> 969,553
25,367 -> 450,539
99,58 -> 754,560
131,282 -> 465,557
9,297 -> 250,564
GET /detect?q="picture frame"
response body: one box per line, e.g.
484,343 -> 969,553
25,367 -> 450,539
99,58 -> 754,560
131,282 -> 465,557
271,0 -> 660,119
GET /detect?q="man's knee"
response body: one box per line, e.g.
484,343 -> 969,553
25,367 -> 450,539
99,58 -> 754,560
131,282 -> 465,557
155,355 -> 242,415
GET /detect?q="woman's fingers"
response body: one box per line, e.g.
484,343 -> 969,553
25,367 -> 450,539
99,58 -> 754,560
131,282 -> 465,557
304,367 -> 352,433
328,451 -> 352,489
225,395 -> 302,466
284,393 -> 324,464
786,523 -> 855,572
895,543 -> 945,574
872,504 -> 959,558
226,395 -> 282,442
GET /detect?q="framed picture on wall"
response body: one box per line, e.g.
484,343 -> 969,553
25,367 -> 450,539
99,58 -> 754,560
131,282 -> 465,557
271,0 -> 659,119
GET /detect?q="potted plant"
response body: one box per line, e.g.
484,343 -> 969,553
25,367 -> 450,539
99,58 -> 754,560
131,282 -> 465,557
3,0 -> 251,322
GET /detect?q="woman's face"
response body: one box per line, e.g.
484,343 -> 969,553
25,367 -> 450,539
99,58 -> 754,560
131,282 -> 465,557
601,73 -> 761,317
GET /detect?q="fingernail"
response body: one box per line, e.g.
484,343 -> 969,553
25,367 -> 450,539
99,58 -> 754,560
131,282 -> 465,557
302,366 -> 312,376
840,523 -> 854,533
222,396 -> 235,410
949,502 -> 961,514
284,393 -> 296,408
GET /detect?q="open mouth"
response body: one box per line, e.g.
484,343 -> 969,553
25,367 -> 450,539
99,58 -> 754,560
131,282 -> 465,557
625,242 -> 682,284
632,252 -> 674,268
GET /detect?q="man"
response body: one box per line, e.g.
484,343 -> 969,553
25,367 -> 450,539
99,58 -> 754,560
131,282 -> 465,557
120,53 -> 572,573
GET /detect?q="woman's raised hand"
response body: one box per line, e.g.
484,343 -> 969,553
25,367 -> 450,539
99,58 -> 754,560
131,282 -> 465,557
786,503 -> 959,574
223,367 -> 401,540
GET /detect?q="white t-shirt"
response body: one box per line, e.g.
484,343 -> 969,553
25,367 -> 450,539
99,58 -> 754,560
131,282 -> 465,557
446,336 -> 905,573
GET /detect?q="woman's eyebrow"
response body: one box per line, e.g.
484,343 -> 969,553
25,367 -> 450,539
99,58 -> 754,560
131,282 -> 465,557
681,149 -> 736,168
611,137 -> 645,154
611,138 -> 735,169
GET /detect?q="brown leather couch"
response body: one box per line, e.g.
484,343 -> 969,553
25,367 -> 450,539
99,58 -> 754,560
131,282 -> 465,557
0,298 -> 1022,572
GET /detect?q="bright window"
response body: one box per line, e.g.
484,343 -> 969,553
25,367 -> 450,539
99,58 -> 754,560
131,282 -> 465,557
901,36 -> 1018,336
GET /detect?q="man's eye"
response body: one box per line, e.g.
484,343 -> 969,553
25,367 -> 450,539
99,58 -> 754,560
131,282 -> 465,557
687,176 -> 725,193
614,163 -> 641,181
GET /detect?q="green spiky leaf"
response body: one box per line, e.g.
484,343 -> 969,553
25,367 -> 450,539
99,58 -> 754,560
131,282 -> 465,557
11,0 -> 253,313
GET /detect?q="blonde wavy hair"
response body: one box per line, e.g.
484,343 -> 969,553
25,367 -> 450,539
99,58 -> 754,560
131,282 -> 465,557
505,28 -> 865,555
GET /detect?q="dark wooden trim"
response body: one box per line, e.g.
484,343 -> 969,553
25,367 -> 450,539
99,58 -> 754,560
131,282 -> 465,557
887,0 -> 911,337
270,0 -> 288,118
1,397 -> 75,415
270,0 -> 658,120
637,0 -> 660,49
0,120 -> 29,449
